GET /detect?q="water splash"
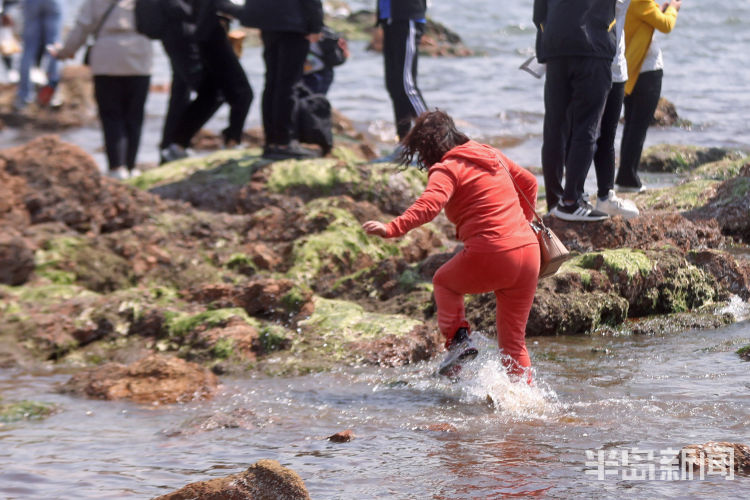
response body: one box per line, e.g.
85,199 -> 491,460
719,295 -> 750,321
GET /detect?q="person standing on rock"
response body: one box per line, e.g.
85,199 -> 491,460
534,0 -> 617,221
615,0 -> 681,193
50,0 -> 152,180
239,0 -> 323,160
363,110 -> 540,383
373,0 -> 429,162
13,0 -> 62,111
587,0 -> 640,219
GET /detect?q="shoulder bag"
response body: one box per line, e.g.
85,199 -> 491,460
496,152 -> 570,279
83,0 -> 119,65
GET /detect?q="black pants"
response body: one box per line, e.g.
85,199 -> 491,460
616,69 -> 662,189
93,75 -> 150,170
160,58 -> 191,150
261,30 -> 308,146
541,56 -> 611,211
591,81 -> 625,199
383,19 -> 428,140
173,23 -> 253,148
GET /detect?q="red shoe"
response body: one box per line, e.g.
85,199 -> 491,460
37,85 -> 55,106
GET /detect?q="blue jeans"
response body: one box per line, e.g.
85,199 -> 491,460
16,0 -> 62,106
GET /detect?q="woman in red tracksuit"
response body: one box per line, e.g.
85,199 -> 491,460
363,110 -> 539,382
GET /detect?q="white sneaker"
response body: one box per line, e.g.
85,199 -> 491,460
596,189 -> 639,219
616,184 -> 647,193
128,167 -> 142,178
107,166 -> 129,180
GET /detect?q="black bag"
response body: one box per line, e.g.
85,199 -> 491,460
318,27 -> 347,68
134,0 -> 167,40
293,83 -> 333,155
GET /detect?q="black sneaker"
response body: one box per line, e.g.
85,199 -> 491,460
550,199 -> 609,222
263,141 -> 318,160
438,327 -> 479,377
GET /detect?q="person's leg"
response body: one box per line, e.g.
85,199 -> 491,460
494,244 -> 539,382
382,19 -> 428,140
267,32 -> 308,146
94,75 -> 127,170
616,69 -> 662,189
122,75 -> 150,169
41,0 -> 61,87
208,28 -> 252,145
593,81 -> 625,199
160,68 -> 191,151
541,58 -> 571,212
261,30 -> 279,146
171,72 -> 223,148
561,57 -> 611,204
17,0 -> 42,106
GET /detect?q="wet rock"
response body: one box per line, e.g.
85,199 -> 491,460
639,144 -> 743,173
545,212 -> 726,254
677,442 -> 750,474
737,345 -> 750,361
187,278 -> 315,324
0,227 -> 35,285
328,429 -> 355,442
153,459 -> 310,500
525,289 -> 629,336
0,400 -> 57,423
60,354 -> 218,404
0,168 -> 31,227
687,249 -> 750,300
348,324 -> 443,367
624,312 -> 732,336
651,97 -> 680,127
0,135 -> 163,234
164,407 -> 257,437
422,423 -> 458,433
685,162 -> 750,243
365,16 -> 474,57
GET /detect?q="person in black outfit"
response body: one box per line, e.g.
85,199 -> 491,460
533,0 -> 617,221
160,0 -> 252,163
377,0 -> 428,144
240,0 -> 323,159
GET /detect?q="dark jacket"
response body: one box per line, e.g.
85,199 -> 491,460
241,0 -> 323,34
533,0 -> 617,63
376,0 -> 427,23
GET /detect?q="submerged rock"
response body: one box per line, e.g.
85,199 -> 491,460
0,399 -> 57,423
60,354 -> 218,404
328,429 -> 355,442
677,442 -> 750,474
153,459 -> 310,500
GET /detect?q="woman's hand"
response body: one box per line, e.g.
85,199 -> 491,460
362,220 -> 387,237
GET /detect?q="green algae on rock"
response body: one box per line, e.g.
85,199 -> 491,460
639,144 -> 745,173
737,345 -> 750,361
0,399 -> 57,423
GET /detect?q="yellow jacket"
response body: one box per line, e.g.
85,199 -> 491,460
624,0 -> 678,94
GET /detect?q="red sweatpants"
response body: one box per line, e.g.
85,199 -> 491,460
432,243 -> 539,378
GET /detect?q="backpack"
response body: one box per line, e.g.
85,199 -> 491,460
134,0 -> 167,40
293,83 -> 333,155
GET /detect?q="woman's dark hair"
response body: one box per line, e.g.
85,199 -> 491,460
398,110 -> 470,170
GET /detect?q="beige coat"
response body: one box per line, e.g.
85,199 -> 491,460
58,0 -> 152,76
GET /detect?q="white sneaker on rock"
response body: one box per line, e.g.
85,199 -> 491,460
107,166 -> 129,180
596,189 -> 639,219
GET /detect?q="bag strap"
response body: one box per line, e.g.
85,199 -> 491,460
92,0 -> 119,41
493,151 -> 547,227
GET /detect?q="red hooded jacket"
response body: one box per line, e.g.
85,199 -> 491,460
385,140 -> 538,252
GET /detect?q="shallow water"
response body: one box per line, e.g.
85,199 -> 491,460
2,323 -> 749,498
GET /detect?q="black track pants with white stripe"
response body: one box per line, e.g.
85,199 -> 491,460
382,19 -> 428,140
